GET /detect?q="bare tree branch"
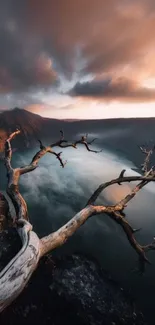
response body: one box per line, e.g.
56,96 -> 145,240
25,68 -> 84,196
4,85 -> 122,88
37,139 -> 45,150
3,129 -> 28,221
4,129 -> 20,171
74,134 -> 102,153
40,174 -> 155,272
0,218 -> 40,312
86,172 -> 155,206
0,131 -> 41,312
20,131 -> 101,174
39,204 -> 123,257
50,130 -> 70,147
0,129 -> 103,311
1,130 -> 155,313
108,210 -> 154,274
49,151 -> 67,168
118,169 -> 126,185
138,143 -> 155,175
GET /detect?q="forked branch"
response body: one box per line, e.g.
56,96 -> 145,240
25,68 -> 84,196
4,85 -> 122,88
74,134 -> 102,153
20,130 -> 100,174
0,130 -> 155,313
138,143 -> 155,175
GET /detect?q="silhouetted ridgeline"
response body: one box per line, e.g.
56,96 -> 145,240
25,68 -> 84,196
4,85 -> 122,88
0,108 -> 155,170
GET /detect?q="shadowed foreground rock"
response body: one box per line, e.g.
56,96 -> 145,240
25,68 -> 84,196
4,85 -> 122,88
0,228 -> 21,271
0,254 -> 146,325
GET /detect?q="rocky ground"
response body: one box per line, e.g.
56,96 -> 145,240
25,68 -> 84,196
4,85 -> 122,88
0,247 -> 147,325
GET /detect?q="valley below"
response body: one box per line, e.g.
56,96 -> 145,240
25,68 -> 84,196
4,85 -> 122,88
1,108 -> 155,324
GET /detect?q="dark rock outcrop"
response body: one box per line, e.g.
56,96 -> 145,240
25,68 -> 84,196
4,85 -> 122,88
0,228 -> 21,271
0,254 -> 146,325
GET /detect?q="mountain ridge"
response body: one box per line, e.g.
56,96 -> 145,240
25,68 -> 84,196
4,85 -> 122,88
0,108 -> 155,161
1,107 -> 155,122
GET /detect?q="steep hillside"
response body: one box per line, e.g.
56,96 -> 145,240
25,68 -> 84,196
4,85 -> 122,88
0,108 -> 64,151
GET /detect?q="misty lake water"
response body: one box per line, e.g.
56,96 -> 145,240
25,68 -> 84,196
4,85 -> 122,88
1,143 -> 155,323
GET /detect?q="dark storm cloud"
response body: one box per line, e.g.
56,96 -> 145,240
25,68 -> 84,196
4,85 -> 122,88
1,0 -> 155,98
69,78 -> 155,102
0,0 -> 57,92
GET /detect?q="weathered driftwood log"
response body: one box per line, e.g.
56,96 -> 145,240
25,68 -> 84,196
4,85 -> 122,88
0,130 -> 155,313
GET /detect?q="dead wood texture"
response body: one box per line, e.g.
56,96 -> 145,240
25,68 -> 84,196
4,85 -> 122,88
0,130 -> 155,312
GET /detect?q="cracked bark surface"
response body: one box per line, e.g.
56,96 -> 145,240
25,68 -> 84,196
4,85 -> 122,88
0,130 -> 155,312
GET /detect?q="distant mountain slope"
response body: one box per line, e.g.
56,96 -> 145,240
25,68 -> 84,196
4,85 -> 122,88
0,108 -> 155,169
0,107 -> 64,151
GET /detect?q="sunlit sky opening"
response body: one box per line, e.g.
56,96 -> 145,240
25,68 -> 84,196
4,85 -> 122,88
26,100 -> 155,119
1,1 -> 155,119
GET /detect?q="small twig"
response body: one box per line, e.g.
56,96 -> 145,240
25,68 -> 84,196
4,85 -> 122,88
74,135 -> 102,153
138,143 -> 155,175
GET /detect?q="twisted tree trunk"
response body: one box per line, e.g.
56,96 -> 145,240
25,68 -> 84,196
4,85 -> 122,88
0,130 -> 155,312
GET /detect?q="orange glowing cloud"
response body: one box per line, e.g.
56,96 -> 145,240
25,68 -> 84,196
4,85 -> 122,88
33,53 -> 57,85
1,0 -> 155,115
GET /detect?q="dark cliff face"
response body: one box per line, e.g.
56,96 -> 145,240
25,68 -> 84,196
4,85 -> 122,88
0,253 -> 146,325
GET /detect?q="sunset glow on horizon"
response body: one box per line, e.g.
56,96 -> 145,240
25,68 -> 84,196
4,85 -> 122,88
25,100 -> 155,119
1,1 -> 155,119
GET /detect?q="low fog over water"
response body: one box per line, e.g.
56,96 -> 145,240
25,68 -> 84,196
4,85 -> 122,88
1,130 -> 155,321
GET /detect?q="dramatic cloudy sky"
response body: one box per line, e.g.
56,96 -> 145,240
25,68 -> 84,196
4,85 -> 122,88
1,0 -> 155,118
